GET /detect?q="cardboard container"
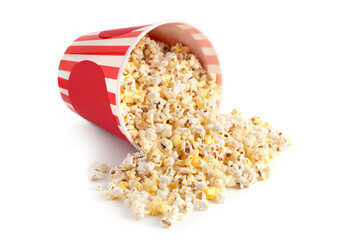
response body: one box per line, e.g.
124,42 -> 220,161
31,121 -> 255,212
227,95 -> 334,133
58,21 -> 222,149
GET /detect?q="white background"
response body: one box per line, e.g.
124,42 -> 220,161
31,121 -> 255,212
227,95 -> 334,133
1,0 -> 351,239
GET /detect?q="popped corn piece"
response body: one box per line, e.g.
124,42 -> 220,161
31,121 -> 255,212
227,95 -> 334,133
251,116 -> 262,125
180,140 -> 193,154
129,191 -> 149,220
121,153 -> 136,170
158,139 -> 173,152
92,162 -> 110,172
157,188 -> 170,200
263,121 -> 272,129
142,136 -> 155,151
203,187 -> 223,201
142,178 -> 158,193
145,128 -> 157,142
172,195 -> 193,213
88,167 -> 104,181
159,174 -> 172,189
194,180 -> 207,191
193,199 -> 209,211
163,156 -> 175,168
243,134 -> 257,147
88,162 -> 110,181
147,198 -> 173,216
161,124 -> 173,138
154,123 -> 163,133
170,134 -> 182,149
192,124 -> 206,138
107,181 -> 128,199
246,160 -> 254,167
131,201 -> 147,220
161,207 -> 183,228
214,179 -> 225,189
255,163 -> 271,180
136,161 -> 154,176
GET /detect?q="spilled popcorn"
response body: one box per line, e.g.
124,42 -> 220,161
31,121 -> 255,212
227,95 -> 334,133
89,36 -> 290,227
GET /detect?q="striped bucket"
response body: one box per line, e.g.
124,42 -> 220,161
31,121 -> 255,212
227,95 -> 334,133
58,21 -> 222,149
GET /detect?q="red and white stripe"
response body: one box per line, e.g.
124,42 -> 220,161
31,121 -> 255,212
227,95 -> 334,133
58,25 -> 150,128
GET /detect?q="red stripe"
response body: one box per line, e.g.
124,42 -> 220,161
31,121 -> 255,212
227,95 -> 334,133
205,55 -> 219,65
100,65 -> 120,79
198,40 -> 213,47
216,74 -> 222,85
113,115 -> 121,126
75,34 -> 102,41
59,60 -> 120,79
117,130 -> 130,142
75,31 -> 143,41
59,60 -> 76,71
58,77 -> 69,89
108,92 -> 116,105
60,93 -> 71,104
110,30 -> 143,39
185,28 -> 202,34
65,45 -> 129,56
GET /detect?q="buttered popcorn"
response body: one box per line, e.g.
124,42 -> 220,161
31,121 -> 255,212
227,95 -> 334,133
91,36 -> 290,227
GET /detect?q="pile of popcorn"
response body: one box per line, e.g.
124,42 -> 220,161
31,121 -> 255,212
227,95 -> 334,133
89,36 -> 290,227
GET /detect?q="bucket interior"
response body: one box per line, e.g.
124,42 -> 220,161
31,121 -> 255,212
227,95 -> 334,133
148,23 -> 208,72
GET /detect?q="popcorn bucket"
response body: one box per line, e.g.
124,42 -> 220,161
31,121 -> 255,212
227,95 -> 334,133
58,21 -> 222,149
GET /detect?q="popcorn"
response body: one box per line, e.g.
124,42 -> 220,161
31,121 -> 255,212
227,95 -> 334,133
129,191 -> 149,220
136,161 -> 154,176
106,185 -> 124,199
159,174 -> 172,189
163,156 -> 175,168
161,124 -> 173,138
92,36 -> 289,227
147,197 -> 172,216
88,168 -> 104,181
161,207 -> 184,227
88,162 -> 110,181
121,153 -> 136,170
203,187 -> 223,201
255,163 -> 271,180
193,199 -> 209,211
